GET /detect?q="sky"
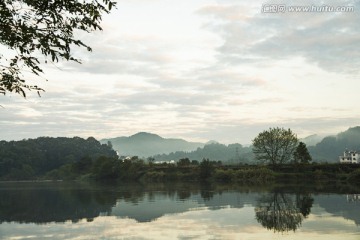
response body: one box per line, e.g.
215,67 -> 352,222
1,0 -> 360,144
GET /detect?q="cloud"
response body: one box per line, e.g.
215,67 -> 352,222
198,0 -> 360,74
1,0 -> 359,144
63,35 -> 174,76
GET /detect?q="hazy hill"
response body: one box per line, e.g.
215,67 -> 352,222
152,142 -> 254,164
301,134 -> 323,146
100,132 -> 205,157
308,126 -> 360,162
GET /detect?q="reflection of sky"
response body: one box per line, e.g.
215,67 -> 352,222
1,206 -> 360,240
110,191 -> 257,222
303,205 -> 360,234
111,194 -> 201,222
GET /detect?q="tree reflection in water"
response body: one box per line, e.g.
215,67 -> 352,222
0,182 -> 317,227
255,192 -> 314,232
0,182 -> 207,224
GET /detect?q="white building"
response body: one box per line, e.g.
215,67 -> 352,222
154,160 -> 176,165
339,150 -> 360,164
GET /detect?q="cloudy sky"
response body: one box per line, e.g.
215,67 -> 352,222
1,0 -> 359,144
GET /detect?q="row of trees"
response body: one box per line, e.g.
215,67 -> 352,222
153,143 -> 253,164
0,137 -> 117,180
46,156 -> 219,182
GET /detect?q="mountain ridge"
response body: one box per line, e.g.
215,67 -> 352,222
101,126 -> 360,162
308,126 -> 360,162
100,132 -> 205,157
300,134 -> 324,146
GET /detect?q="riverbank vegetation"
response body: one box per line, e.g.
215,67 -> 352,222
0,137 -> 117,180
3,154 -> 360,185
1,133 -> 359,184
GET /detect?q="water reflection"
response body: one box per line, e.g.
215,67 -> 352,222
255,192 -> 314,232
0,181 -> 360,237
0,182 -> 116,223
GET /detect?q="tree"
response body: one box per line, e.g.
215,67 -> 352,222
293,142 -> 312,164
72,156 -> 92,174
177,158 -> 191,167
199,158 -> 214,180
147,157 -> 155,164
0,0 -> 116,97
191,160 -> 199,165
92,156 -> 118,180
107,141 -> 113,149
252,127 -> 298,165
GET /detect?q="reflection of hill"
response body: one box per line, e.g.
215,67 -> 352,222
315,194 -> 360,225
112,195 -> 199,222
198,192 -> 258,210
111,192 -> 259,222
0,182 -> 116,224
0,182 -> 260,224
2,182 -> 360,226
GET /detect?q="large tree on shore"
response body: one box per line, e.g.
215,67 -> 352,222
0,0 -> 116,97
252,127 -> 298,165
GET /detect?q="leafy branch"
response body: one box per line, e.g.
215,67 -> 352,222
0,0 -> 116,97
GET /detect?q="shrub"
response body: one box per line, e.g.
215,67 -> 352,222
143,171 -> 165,181
347,168 -> 360,183
199,159 -> 215,180
235,167 -> 275,183
214,169 -> 235,182
313,169 -> 328,181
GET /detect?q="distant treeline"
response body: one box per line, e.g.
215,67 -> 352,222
152,143 -> 254,164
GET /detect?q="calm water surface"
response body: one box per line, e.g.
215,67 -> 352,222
0,181 -> 360,240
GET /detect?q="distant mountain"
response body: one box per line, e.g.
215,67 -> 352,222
100,132 -> 205,157
152,142 -> 254,164
205,140 -> 219,145
301,134 -> 324,146
308,126 -> 360,162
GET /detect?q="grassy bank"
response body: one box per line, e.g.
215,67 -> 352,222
141,163 -> 360,185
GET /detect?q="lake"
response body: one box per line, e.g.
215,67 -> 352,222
0,181 -> 360,239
